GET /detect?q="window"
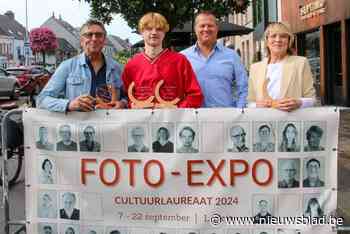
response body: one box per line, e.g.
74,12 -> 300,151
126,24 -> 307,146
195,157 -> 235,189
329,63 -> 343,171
253,0 -> 263,27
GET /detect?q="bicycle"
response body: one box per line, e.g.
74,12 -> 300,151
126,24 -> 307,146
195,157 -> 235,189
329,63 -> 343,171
0,106 -> 24,188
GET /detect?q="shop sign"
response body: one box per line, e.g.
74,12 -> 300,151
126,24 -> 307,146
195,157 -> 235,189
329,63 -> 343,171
299,0 -> 326,20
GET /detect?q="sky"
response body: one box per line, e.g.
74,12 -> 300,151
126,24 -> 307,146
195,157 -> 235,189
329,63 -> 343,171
0,0 -> 142,44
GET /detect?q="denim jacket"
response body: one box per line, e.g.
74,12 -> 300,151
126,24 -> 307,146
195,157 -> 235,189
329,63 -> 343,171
37,53 -> 123,112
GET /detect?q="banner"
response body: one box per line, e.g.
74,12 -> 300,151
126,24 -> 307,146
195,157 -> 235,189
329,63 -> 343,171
24,107 -> 340,234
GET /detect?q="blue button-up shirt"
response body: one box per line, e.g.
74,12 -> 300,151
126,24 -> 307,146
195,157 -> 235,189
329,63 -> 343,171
181,43 -> 248,108
37,53 -> 123,112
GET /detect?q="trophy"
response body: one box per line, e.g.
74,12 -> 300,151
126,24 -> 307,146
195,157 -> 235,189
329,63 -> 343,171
128,82 -> 155,108
95,84 -> 117,109
154,80 -> 180,108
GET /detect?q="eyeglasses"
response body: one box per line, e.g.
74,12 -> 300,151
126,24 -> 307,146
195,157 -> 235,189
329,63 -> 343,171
231,133 -> 246,138
82,32 -> 105,39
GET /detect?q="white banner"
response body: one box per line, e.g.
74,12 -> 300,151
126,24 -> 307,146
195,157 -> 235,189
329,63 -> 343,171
24,107 -> 339,234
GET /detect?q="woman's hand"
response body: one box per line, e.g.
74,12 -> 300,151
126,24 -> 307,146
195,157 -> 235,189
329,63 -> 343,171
256,99 -> 272,108
275,98 -> 302,112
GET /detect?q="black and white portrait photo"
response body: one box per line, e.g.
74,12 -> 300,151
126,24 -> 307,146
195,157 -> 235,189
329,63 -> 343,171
277,229 -> 301,234
56,124 -> 77,151
60,224 -> 80,234
227,124 -> 249,152
177,229 -> 200,234
177,125 -> 199,153
303,122 -> 326,152
39,158 -> 56,184
253,122 -> 275,152
278,122 -> 301,152
252,195 -> 274,224
152,124 -> 174,153
105,227 -> 128,234
59,192 -> 80,220
303,195 -> 324,218
128,126 -> 149,152
303,157 -> 325,187
37,190 -> 57,219
253,230 -> 273,234
226,229 -> 250,234
38,223 -> 58,234
36,126 -> 54,151
278,158 -> 300,189
82,227 -> 103,234
79,125 -> 101,152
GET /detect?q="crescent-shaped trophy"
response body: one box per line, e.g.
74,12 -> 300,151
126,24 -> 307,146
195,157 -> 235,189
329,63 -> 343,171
154,80 -> 180,108
127,82 -> 155,109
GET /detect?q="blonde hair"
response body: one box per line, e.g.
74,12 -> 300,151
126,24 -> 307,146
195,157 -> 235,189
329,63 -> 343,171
264,22 -> 295,56
138,12 -> 169,33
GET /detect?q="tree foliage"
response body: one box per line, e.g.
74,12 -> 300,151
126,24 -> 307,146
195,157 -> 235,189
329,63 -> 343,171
81,0 -> 250,31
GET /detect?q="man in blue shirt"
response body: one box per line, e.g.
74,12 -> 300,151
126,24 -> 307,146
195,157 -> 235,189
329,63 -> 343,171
181,11 -> 248,108
37,19 -> 125,112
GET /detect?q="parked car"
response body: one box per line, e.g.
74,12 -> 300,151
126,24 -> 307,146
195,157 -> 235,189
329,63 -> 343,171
5,66 -> 52,95
0,68 -> 19,99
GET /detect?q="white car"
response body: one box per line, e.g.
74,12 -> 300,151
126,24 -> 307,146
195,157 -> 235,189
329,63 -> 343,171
0,68 -> 19,99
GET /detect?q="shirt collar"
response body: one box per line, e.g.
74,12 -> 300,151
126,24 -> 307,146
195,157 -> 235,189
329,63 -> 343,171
193,41 -> 222,54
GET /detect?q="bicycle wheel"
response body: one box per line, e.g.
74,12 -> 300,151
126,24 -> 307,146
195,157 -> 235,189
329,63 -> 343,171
0,149 -> 23,187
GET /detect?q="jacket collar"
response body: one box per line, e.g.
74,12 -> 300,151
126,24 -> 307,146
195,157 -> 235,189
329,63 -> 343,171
78,52 -> 115,74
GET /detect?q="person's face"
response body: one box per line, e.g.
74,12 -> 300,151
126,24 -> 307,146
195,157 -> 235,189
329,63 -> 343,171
308,132 -> 321,148
39,127 -> 48,141
65,228 -> 75,234
282,161 -> 296,181
60,126 -> 72,142
84,127 -> 95,142
80,24 -> 106,56
132,129 -> 145,146
158,128 -> 167,141
181,129 -> 194,147
43,227 -> 52,234
230,127 -> 245,147
267,31 -> 289,56
259,126 -> 271,142
63,194 -> 75,210
43,161 -> 52,173
142,25 -> 165,48
258,200 -> 268,213
307,161 -> 320,179
194,14 -> 218,46
285,126 -> 296,142
41,194 -> 51,207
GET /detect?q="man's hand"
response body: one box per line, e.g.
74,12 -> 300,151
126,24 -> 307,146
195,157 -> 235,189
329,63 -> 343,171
275,98 -> 302,112
68,95 -> 95,112
256,99 -> 272,108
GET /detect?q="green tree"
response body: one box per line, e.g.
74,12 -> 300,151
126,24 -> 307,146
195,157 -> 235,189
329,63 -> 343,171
81,0 -> 250,30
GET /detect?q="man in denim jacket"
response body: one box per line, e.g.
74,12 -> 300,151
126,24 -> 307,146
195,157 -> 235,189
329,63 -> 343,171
37,19 -> 125,112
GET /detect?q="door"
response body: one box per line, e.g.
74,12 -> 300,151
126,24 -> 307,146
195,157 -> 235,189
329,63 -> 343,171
324,23 -> 343,105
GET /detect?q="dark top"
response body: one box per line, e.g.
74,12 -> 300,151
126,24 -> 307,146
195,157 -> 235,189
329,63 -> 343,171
253,212 -> 272,224
86,55 -> 107,97
278,179 -> 299,188
303,178 -> 324,187
80,140 -> 101,152
152,141 -> 174,153
59,208 -> 80,220
56,141 -> 77,151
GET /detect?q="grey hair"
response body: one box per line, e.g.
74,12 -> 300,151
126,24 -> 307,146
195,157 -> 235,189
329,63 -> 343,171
80,19 -> 106,36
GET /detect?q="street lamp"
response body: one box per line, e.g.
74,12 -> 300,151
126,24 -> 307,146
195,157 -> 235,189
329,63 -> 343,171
24,0 -> 30,66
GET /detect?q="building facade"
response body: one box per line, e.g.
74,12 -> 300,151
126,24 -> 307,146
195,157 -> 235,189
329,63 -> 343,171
282,0 -> 350,106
